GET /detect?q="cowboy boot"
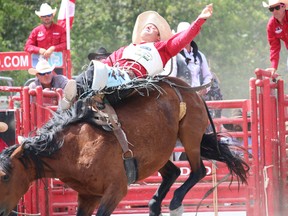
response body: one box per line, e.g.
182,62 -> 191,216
60,79 -> 77,110
91,60 -> 109,91
59,61 -> 108,110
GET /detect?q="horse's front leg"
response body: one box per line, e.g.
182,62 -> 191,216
76,194 -> 100,216
148,160 -> 180,216
96,182 -> 127,216
76,187 -> 127,216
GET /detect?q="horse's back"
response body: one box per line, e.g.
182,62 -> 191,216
62,77 -> 208,183
113,77 -> 207,179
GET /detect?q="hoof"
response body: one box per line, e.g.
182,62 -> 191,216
170,205 -> 184,216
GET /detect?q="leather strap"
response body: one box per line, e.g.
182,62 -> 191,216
102,103 -> 132,157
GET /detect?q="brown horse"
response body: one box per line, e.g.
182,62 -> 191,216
0,77 -> 249,216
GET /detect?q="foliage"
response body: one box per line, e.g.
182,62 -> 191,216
0,0 -> 285,99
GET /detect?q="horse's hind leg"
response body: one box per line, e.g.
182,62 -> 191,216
168,93 -> 208,213
148,160 -> 180,216
169,159 -> 206,212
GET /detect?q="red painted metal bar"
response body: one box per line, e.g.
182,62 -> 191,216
262,77 -> 276,216
258,80 -> 266,216
253,70 -> 270,216
270,89 -> 281,215
277,79 -> 288,214
35,87 -> 44,129
249,77 -> 261,216
22,87 -> 31,136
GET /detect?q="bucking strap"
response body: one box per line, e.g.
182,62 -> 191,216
91,95 -> 132,156
89,95 -> 137,184
172,86 -> 187,121
103,104 -> 129,153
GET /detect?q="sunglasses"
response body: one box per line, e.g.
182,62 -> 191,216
41,14 -> 53,18
38,71 -> 52,76
269,5 -> 283,12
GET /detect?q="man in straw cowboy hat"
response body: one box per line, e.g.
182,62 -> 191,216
28,57 -> 68,90
263,0 -> 288,76
61,4 -> 214,109
24,3 -> 66,59
0,121 -> 8,152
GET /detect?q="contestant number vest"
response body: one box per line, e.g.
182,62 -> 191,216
122,43 -> 163,76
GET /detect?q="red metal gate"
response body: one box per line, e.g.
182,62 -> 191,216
16,85 -> 252,215
1,67 -> 288,215
249,68 -> 288,216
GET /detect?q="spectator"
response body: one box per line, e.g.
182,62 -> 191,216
175,22 -> 222,119
203,73 -> 223,101
223,109 -> 251,131
61,4 -> 214,110
0,121 -> 8,152
222,109 -> 252,157
28,58 -> 68,90
24,2 -> 66,75
203,72 -> 223,118
175,22 -> 213,97
262,0 -> 288,75
88,47 -> 111,61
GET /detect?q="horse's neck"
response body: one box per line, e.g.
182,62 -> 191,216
40,157 -> 67,179
22,155 -> 64,181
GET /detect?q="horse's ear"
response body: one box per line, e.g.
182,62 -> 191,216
11,144 -> 24,159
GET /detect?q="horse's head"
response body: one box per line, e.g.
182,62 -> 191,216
0,108 -> 90,216
0,145 -> 32,216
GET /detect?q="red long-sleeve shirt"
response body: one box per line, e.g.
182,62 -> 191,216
103,18 -> 205,77
24,23 -> 67,53
267,10 -> 288,69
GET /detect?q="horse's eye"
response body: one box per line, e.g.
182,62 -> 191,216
1,174 -> 9,182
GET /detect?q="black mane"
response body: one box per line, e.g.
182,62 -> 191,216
0,145 -> 19,174
0,105 -> 95,178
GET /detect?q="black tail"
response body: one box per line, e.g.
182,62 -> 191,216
200,133 -> 250,185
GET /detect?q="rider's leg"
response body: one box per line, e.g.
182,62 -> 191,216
60,61 -> 132,110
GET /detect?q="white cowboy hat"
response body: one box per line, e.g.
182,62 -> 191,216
176,22 -> 191,33
132,11 -> 172,44
0,122 -> 8,133
28,58 -> 55,75
262,0 -> 288,7
35,3 -> 57,17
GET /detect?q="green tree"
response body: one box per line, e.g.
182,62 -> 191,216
0,0 -> 283,100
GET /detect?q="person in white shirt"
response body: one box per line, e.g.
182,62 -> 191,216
174,21 -> 213,96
